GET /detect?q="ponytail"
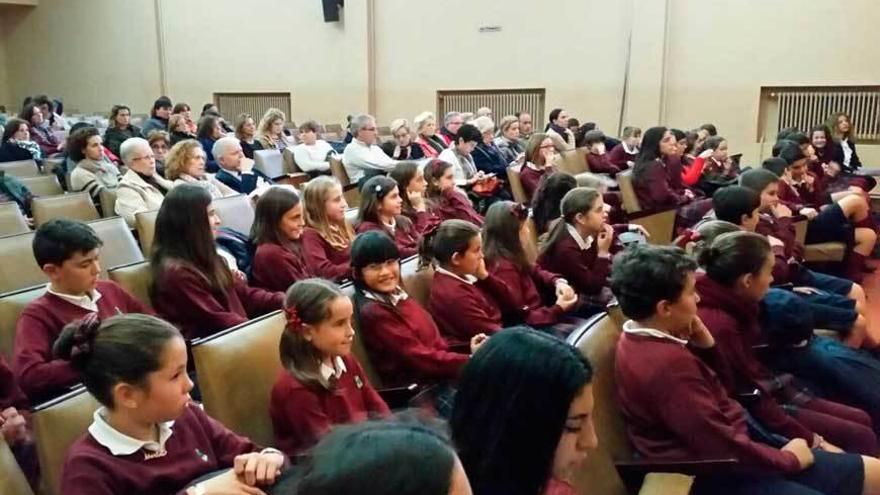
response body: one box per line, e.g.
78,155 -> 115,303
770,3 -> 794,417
539,187 -> 600,257
697,231 -> 770,286
418,219 -> 480,270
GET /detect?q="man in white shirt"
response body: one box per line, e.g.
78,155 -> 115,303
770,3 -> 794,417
342,113 -> 397,187
291,120 -> 335,175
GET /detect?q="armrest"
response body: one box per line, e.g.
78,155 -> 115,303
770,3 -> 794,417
617,458 -> 739,477
377,383 -> 421,409
627,208 -> 677,245
275,173 -> 310,187
637,472 -> 694,495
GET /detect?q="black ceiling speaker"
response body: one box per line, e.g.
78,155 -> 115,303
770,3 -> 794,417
322,0 -> 343,22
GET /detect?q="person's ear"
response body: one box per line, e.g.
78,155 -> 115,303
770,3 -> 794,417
739,273 -> 753,291
573,212 -> 586,226
450,251 -> 463,268
113,382 -> 146,411
302,324 -> 317,343
42,262 -> 61,280
655,299 -> 672,319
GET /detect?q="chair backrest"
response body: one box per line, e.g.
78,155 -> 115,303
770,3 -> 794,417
107,261 -> 152,309
630,210 -> 677,246
0,285 -> 45,361
191,311 -> 285,447
281,148 -> 303,174
400,256 -> 432,309
0,438 -> 34,495
506,164 -> 528,204
616,169 -> 641,214
32,192 -> 100,227
87,217 -> 145,276
329,157 -> 350,186
214,193 -> 256,235
325,123 -> 344,134
344,207 -> 359,224
340,282 -> 385,389
32,389 -> 101,495
135,209 -> 159,255
0,232 -> 44,294
555,148 -> 589,176
566,309 -> 631,495
0,201 -> 30,236
20,175 -> 63,197
0,160 -> 40,178
254,149 -> 286,179
98,188 -> 117,218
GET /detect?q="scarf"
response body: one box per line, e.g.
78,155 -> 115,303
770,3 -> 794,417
136,171 -> 169,195
78,158 -> 121,188
10,139 -> 42,160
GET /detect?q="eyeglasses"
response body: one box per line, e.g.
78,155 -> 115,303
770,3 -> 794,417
362,127 -> 377,131
132,154 -> 156,161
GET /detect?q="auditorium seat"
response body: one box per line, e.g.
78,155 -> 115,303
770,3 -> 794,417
281,148 -> 304,174
340,282 -> 385,389
87,216 -> 145,275
98,188 -> 117,218
0,232 -> 44,294
135,209 -> 158,255
254,149 -> 285,179
32,388 -> 100,495
792,218 -> 846,263
0,438 -> 33,495
0,202 -> 30,236
506,164 -> 528,204
0,285 -> 45,361
214,193 -> 256,235
616,169 -> 677,245
32,192 -> 99,227
107,261 -> 152,309
0,160 -> 40,178
554,148 -> 589,176
191,311 -> 285,447
325,123 -> 344,134
344,207 -> 359,224
329,157 -> 360,207
20,175 -> 63,197
399,256 -> 432,309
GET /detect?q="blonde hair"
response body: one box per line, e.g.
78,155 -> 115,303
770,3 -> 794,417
389,118 -> 410,136
164,139 -> 204,180
498,115 -> 519,134
258,107 -> 287,138
234,113 -> 255,140
302,176 -> 355,250
168,114 -> 188,133
413,111 -> 435,134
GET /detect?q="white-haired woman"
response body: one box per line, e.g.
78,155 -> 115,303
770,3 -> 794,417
257,107 -> 295,151
494,115 -> 524,165
471,116 -> 509,177
381,119 -> 424,160
413,111 -> 447,158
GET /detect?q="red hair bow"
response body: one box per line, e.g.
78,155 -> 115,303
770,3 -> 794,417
675,228 -> 702,248
285,306 -> 303,334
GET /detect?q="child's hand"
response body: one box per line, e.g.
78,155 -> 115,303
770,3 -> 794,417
470,333 -> 488,354
772,203 -> 792,218
555,281 -> 575,300
188,469 -> 266,495
0,407 -> 27,445
688,316 -> 715,349
698,148 -> 714,159
799,207 -> 818,220
407,189 -> 426,211
234,451 -> 285,486
475,259 -> 490,280
596,224 -> 614,255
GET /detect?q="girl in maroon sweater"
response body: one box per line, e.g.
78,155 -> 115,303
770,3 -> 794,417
607,126 -> 640,170
250,186 -> 310,292
301,176 -> 356,281
352,230 -> 485,387
150,185 -> 284,341
269,279 -> 389,457
696,231 -> 877,455
423,159 -> 484,226
355,176 -> 422,258
59,313 -> 285,495
390,161 -> 441,235
482,201 -> 578,329
520,134 -> 559,202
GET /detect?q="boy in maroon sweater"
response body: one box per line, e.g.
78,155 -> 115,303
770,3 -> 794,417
610,245 -> 876,494
607,126 -> 641,170
582,130 -> 621,176
13,219 -> 150,404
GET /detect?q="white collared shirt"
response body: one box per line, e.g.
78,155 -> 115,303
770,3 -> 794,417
364,287 -> 409,306
622,142 -> 638,155
342,139 -> 397,183
383,218 -> 397,235
89,407 -> 175,456
622,320 -> 689,346
47,284 -> 103,312
320,356 -> 347,382
841,139 -> 853,167
436,266 -> 478,285
566,224 -> 594,251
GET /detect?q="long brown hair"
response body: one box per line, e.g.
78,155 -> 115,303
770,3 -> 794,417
540,187 -> 600,257
827,112 -> 855,142
302,176 -> 355,250
280,278 -> 347,390
251,186 -> 301,250
390,161 -> 421,218
419,219 -> 480,269
357,176 -> 413,231
482,201 -> 531,272
524,133 -> 551,166
423,159 -> 452,205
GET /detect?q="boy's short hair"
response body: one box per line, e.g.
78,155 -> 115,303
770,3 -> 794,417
610,245 -> 698,320
582,130 -> 606,146
33,219 -> 102,268
775,140 -> 805,165
455,124 -> 481,144
739,168 -> 779,194
712,186 -> 760,225
761,157 -> 788,177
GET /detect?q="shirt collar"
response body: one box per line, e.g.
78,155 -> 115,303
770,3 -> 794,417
622,320 -> 689,345
436,266 -> 478,285
364,287 -> 409,306
566,224 -> 594,251
88,407 -> 175,456
382,218 -> 397,234
47,283 -> 102,312
319,356 -> 347,381
622,142 -> 638,154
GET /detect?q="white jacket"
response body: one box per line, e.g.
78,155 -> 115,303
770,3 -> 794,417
115,168 -> 175,227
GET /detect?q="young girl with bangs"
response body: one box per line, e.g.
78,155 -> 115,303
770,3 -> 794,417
355,176 -> 422,258
250,186 -> 310,292
389,161 -> 441,235
300,176 -> 356,281
423,159 -> 484,226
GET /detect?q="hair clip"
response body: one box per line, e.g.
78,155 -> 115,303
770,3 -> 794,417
508,202 -> 530,220
374,184 -> 383,194
285,306 -> 303,334
429,159 -> 446,175
674,228 -> 702,248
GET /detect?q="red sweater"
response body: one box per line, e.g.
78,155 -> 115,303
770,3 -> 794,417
607,143 -> 637,170
695,276 -> 815,443
152,262 -> 283,341
485,257 -> 564,327
300,228 -> 352,281
251,242 -> 310,292
681,156 -> 706,187
269,355 -> 389,456
428,271 -> 510,346
356,218 -> 421,258
520,164 -> 553,202
585,152 -> 621,176
404,209 -> 442,235
634,160 -> 690,211
428,189 -> 483,226
14,280 -> 150,403
537,226 -> 623,296
756,214 -> 804,285
615,333 -> 801,474
357,296 -> 468,386
61,404 -> 259,495
0,355 -> 27,410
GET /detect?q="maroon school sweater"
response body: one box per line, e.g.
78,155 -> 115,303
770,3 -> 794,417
634,159 -> 689,211
61,404 -> 259,495
485,257 -> 564,327
607,143 -> 637,170
14,280 -> 150,403
428,189 -> 484,226
615,333 -> 801,474
776,179 -> 809,212
585,152 -> 621,176
537,226 -> 624,296
358,296 -> 469,386
0,355 -> 27,410
300,227 -> 352,281
428,271 -> 510,346
696,275 -> 815,443
520,164 -> 553,203
269,354 -> 389,456
251,242 -> 310,292
152,262 -> 283,341
356,218 -> 421,258
404,209 -> 442,235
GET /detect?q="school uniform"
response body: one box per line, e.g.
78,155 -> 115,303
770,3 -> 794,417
0,355 -> 26,410
214,167 -> 273,195
152,262 -> 283,341
14,280 -> 150,403
537,224 -> 616,296
607,142 -> 638,170
484,257 -> 565,328
520,162 -> 553,202
428,268 -> 511,347
357,289 -> 469,387
300,227 -> 352,281
585,152 -> 620,176
251,242 -> 311,292
403,208 -> 442,236
270,354 -> 389,456
615,325 -> 866,495
633,159 -> 712,228
355,218 -> 421,258
427,189 -> 484,226
61,404 -> 267,495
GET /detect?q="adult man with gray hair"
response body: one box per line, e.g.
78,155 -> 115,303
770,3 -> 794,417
114,137 -> 174,227
342,113 -> 397,187
439,111 -> 464,146
213,136 -> 272,194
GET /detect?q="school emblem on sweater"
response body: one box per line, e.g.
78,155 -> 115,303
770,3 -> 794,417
143,448 -> 167,460
354,375 -> 364,389
195,448 -> 210,463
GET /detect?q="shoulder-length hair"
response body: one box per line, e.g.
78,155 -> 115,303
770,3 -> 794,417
389,161 -> 421,219
451,327 -> 593,495
524,132 -> 551,166
150,184 -> 232,295
302,176 -> 355,250
827,112 -> 855,142
251,186 -> 302,249
632,126 -> 669,185
67,126 -> 100,162
540,187 -> 601,257
531,172 -> 577,234
357,176 -> 413,231
164,139 -> 203,180
109,105 -> 131,129
258,108 -> 287,137
234,113 -> 255,140
1,118 -> 27,143
196,115 -> 219,139
482,201 -> 531,272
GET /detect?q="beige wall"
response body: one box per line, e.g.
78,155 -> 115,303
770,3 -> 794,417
0,16 -> 10,111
